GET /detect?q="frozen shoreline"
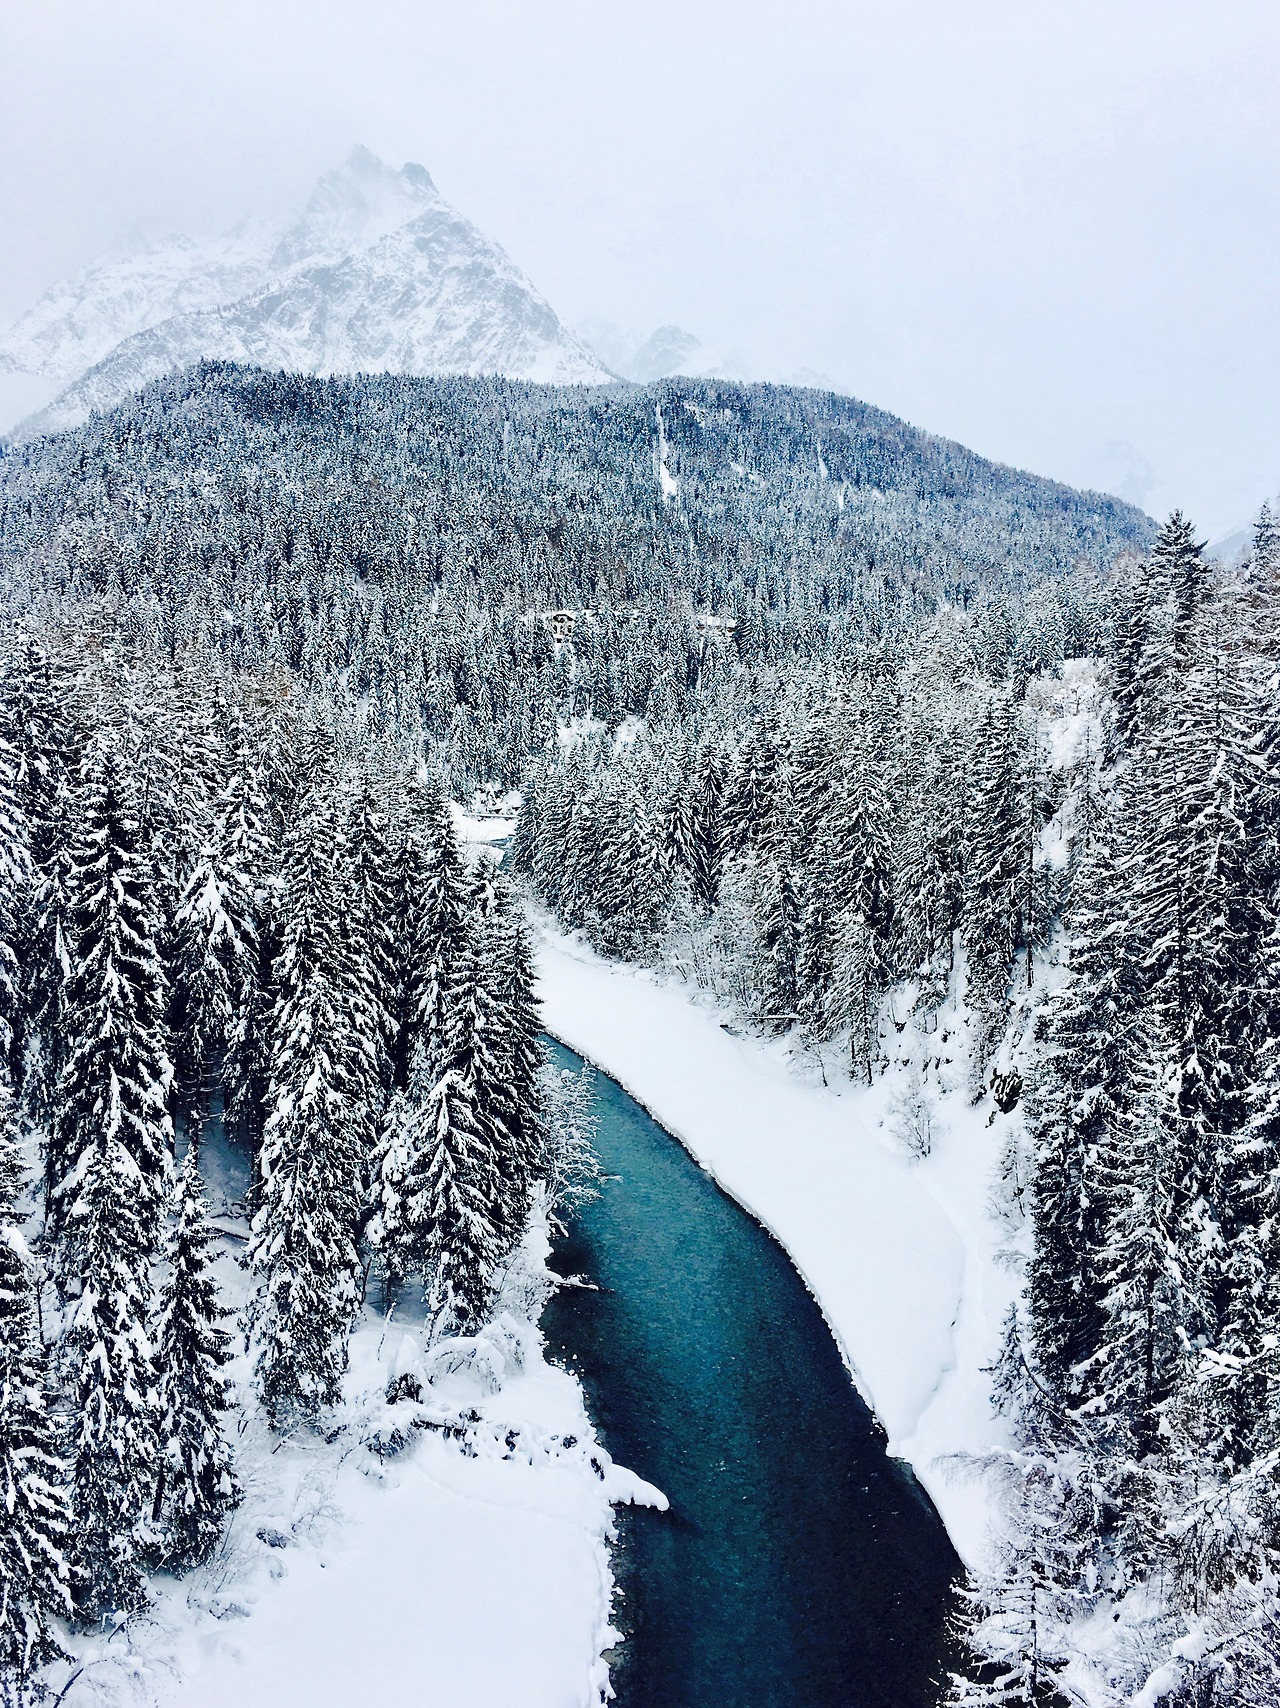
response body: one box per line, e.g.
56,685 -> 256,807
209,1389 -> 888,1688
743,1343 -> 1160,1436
535,919 -> 1016,1570
55,1216 -> 662,1708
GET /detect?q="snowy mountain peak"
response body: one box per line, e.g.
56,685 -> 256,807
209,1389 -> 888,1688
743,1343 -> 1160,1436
270,146 -> 439,268
1,147 -> 609,437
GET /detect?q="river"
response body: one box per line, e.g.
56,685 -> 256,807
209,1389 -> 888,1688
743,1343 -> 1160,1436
540,1039 -> 960,1708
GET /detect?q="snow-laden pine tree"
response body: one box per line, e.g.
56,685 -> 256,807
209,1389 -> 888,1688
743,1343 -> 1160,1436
751,852 -> 803,1033
152,1144 -> 238,1567
65,1121 -> 161,1622
1114,511 -> 1208,740
722,717 -> 782,857
171,759 -> 262,1124
409,785 -> 472,1083
947,1549 -> 1068,1707
1091,1017 -> 1204,1568
47,741 -> 172,1273
824,735 -> 895,1081
1025,817 -> 1136,1403
1253,498 -> 1280,580
593,766 -> 668,960
340,769 -> 397,1109
961,689 -> 1028,1080
248,786 -> 363,1428
539,1055 -> 602,1229
890,671 -> 970,996
13,639 -> 81,1129
0,1079 -> 70,1684
377,914 -> 508,1335
218,731 -> 278,1149
689,745 -> 727,910
477,874 -> 544,1242
0,724 -> 32,1082
660,755 -> 698,879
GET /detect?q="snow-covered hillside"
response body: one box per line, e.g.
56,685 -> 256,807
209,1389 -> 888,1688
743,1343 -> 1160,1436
1,147 -> 608,438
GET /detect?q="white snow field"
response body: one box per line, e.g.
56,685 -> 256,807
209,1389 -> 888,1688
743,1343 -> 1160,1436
534,920 -> 1020,1570
56,1218 -> 664,1708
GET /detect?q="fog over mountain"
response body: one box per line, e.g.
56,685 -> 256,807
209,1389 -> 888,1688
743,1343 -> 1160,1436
0,147 -> 609,436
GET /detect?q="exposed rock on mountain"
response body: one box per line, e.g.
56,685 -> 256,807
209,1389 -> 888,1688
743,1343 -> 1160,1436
1,147 -> 608,437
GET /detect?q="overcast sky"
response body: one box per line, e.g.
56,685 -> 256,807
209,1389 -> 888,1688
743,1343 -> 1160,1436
2,0 -> 1277,534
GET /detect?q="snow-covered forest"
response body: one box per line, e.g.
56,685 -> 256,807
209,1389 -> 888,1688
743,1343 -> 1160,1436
516,509 -> 1280,1705
0,359 -> 1275,1705
0,624 -> 550,1685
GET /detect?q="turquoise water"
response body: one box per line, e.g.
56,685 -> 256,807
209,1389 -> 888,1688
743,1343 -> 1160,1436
541,1040 -> 959,1708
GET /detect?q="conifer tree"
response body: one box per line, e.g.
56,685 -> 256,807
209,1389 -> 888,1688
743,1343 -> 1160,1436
0,1080 -> 70,1684
14,642 -> 81,1127
1253,499 -> 1279,579
891,677 -> 969,991
947,1553 -> 1064,1707
1025,820 -> 1135,1400
410,786 -> 472,1081
592,769 -> 667,959
171,767 -> 261,1122
752,854 -> 802,1033
386,773 -> 433,1089
378,917 -> 507,1334
152,1144 -> 238,1567
722,717 -> 781,856
1117,512 -> 1207,742
47,743 -> 172,1271
341,769 -> 397,1103
961,691 -> 1027,1076
825,740 -> 895,1079
0,727 -> 32,1081
1094,1019 -> 1201,1472
248,789 -> 363,1428
218,731 -> 277,1149
65,1125 -> 160,1622
478,875 -> 544,1240
689,746 -> 727,909
660,764 -> 698,879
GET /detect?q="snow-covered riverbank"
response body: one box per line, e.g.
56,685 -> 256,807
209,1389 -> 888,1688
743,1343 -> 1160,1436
57,1218 -> 662,1708
56,891 -> 1004,1708
535,920 -> 1018,1570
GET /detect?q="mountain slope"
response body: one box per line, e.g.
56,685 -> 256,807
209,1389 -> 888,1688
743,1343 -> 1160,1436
0,361 -> 1150,634
0,225 -> 281,387
2,148 -> 608,437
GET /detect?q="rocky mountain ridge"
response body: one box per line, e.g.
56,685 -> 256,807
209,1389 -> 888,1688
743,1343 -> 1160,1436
1,147 -> 609,437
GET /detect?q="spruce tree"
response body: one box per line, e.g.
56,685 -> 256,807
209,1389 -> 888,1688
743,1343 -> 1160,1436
47,743 -> 172,1274
377,916 -> 507,1334
689,745 -> 727,909
248,789 -> 363,1428
0,728 -> 32,1081
961,691 -> 1026,1077
218,731 -> 277,1150
1094,1018 -> 1201,1476
0,1080 -> 70,1683
341,770 -> 397,1104
170,770 -> 261,1123
152,1144 -> 238,1567
478,875 -> 544,1242
15,642 -> 81,1129
410,786 -> 472,1082
1025,821 -> 1135,1401
65,1125 -> 160,1622
825,740 -> 895,1079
